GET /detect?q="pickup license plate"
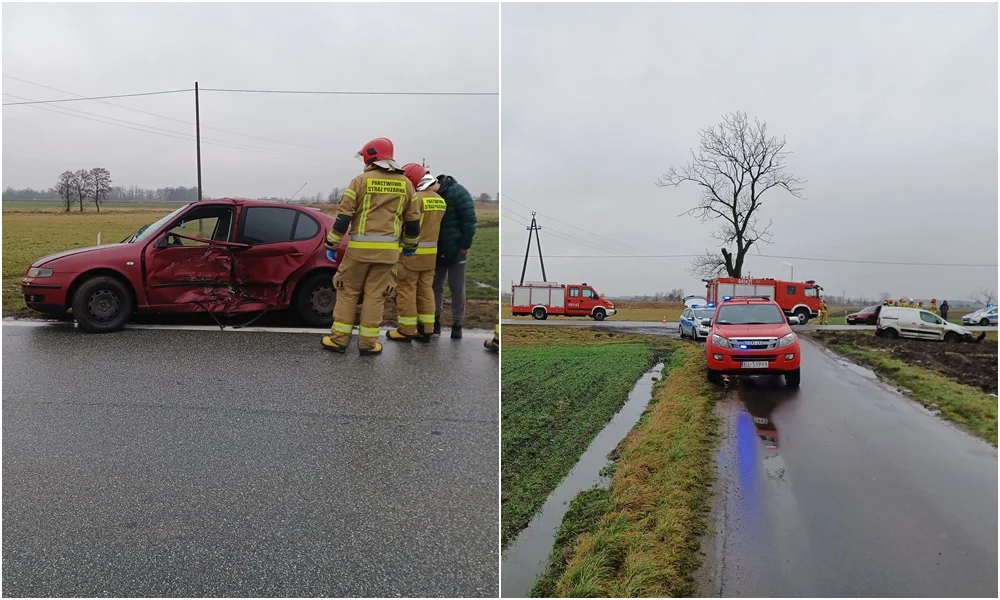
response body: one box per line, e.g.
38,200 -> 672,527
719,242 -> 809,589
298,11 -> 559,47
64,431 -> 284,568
741,361 -> 769,369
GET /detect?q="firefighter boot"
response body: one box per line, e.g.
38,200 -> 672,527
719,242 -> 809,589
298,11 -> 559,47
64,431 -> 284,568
359,342 -> 383,356
386,329 -> 412,343
321,336 -> 348,354
484,337 -> 498,352
415,322 -> 432,343
357,263 -> 395,355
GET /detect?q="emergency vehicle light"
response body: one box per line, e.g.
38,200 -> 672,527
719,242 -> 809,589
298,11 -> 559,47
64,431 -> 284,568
706,303 -> 714,308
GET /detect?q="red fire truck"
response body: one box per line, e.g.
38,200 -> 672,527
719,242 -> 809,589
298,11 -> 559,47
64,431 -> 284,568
704,277 -> 822,324
511,281 -> 617,320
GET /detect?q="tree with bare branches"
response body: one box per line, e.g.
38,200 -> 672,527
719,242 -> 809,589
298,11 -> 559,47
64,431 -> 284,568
656,111 -> 806,278
90,167 -> 112,213
56,171 -> 75,213
969,287 -> 996,307
71,169 -> 93,212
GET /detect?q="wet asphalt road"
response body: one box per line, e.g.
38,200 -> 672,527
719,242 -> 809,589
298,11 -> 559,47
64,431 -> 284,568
2,323 -> 499,597
705,338 -> 998,597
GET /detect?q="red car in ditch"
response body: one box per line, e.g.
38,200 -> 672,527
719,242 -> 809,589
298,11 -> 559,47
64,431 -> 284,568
20,198 -> 349,333
703,296 -> 802,387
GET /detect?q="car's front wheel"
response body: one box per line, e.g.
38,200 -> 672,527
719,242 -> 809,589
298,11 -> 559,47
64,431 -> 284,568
593,308 -> 606,321
980,317 -> 990,326
295,272 -> 337,327
71,275 -> 134,333
785,369 -> 801,388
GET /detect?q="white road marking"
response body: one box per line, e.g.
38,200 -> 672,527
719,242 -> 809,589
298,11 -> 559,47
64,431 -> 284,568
1,319 -> 494,339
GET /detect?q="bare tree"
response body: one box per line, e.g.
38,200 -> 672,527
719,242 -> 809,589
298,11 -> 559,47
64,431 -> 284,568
71,169 -> 93,212
969,287 -> 997,307
56,171 -> 75,212
328,186 -> 343,203
657,111 -> 806,278
90,167 -> 112,213
476,192 -> 493,203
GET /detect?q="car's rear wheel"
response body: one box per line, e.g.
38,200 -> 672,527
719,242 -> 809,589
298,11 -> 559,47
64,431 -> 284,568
794,308 -> 810,325
593,308 -> 606,321
883,328 -> 899,340
532,307 -> 547,320
71,275 -> 133,333
707,367 -> 722,385
785,369 -> 801,388
980,317 -> 990,326
296,272 -> 337,327
944,331 -> 960,343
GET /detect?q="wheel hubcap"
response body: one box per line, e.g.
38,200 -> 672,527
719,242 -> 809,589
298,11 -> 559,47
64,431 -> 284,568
310,286 -> 335,315
88,290 -> 120,322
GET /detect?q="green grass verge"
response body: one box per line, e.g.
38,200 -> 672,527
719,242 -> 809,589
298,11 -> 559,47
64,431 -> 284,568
501,329 -> 660,548
817,342 -> 998,446
540,343 -> 719,597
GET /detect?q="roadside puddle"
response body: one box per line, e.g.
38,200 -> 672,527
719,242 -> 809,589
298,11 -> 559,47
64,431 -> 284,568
500,362 -> 664,598
835,358 -> 879,380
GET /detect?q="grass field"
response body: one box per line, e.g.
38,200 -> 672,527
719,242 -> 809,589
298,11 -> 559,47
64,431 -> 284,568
503,300 -> 686,323
533,343 -> 718,597
2,206 -> 499,319
501,327 -> 663,548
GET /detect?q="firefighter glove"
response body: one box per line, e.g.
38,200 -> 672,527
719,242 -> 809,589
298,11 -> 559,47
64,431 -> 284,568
326,249 -> 338,263
401,247 -> 416,257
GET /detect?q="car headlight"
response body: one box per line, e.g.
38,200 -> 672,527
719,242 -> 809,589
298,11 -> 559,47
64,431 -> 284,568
26,267 -> 53,278
711,334 -> 730,348
777,332 -> 796,348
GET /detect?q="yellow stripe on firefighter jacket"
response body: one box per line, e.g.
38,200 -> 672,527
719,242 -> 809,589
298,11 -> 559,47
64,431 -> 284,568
400,190 -> 447,271
327,165 -> 420,264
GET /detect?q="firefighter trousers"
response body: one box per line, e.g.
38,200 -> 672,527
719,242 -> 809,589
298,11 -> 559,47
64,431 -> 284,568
396,261 -> 436,336
329,255 -> 397,350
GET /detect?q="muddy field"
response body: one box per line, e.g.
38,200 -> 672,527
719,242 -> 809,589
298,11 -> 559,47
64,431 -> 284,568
809,331 -> 998,394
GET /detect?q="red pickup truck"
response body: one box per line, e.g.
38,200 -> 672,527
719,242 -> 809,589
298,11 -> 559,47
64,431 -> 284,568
703,296 -> 802,387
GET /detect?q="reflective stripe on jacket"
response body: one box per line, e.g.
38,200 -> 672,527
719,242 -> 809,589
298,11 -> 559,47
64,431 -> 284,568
400,190 -> 447,270
326,166 -> 420,264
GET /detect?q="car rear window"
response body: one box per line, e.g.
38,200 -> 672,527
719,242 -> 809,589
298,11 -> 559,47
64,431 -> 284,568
239,207 -> 298,244
716,303 -> 786,325
292,213 -> 321,240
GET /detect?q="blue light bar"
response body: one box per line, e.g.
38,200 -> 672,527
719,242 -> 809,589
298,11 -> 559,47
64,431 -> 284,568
706,302 -> 714,308
723,296 -> 731,301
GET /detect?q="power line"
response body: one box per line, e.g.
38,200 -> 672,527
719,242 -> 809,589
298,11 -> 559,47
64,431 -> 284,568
2,93 -> 327,162
2,75 -> 329,151
502,193 -> 653,253
501,212 -> 633,257
1,88 -> 192,105
200,87 -> 498,97
499,252 -> 997,267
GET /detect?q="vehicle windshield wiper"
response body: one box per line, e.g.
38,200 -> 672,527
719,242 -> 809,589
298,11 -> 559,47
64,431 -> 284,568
741,321 -> 770,325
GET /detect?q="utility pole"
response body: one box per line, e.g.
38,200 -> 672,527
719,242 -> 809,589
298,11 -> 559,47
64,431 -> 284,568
519,212 -> 547,284
421,157 -> 428,170
195,81 -> 203,202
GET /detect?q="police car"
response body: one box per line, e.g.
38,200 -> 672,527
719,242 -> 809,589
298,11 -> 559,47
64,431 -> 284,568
679,303 -> 716,340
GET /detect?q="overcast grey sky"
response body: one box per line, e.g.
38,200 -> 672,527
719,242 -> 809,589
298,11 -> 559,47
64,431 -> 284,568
2,2 -> 498,199
501,2 -> 998,301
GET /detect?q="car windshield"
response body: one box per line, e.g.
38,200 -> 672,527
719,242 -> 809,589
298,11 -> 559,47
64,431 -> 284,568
693,309 -> 714,320
716,303 -> 786,325
130,205 -> 189,243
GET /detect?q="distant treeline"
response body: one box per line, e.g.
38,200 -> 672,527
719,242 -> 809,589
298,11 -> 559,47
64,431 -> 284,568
4,184 -> 202,204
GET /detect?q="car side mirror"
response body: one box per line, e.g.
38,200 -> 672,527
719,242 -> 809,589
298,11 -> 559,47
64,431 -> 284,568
700,318 -> 712,327
153,237 -> 169,250
789,316 -> 801,325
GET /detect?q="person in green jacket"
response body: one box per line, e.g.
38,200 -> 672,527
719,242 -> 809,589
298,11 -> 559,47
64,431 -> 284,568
432,174 -> 477,339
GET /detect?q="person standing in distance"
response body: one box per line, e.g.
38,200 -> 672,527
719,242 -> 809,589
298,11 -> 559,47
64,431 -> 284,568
432,173 -> 477,339
322,137 -> 420,356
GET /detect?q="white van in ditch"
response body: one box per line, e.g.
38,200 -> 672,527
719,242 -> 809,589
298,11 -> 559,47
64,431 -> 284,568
876,307 -> 986,343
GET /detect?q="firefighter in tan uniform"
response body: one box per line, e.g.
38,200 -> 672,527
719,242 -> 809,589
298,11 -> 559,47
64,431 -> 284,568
817,299 -> 829,325
387,163 -> 447,343
322,137 -> 420,356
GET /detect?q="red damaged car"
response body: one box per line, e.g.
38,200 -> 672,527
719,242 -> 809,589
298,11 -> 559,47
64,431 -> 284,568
20,198 -> 349,333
